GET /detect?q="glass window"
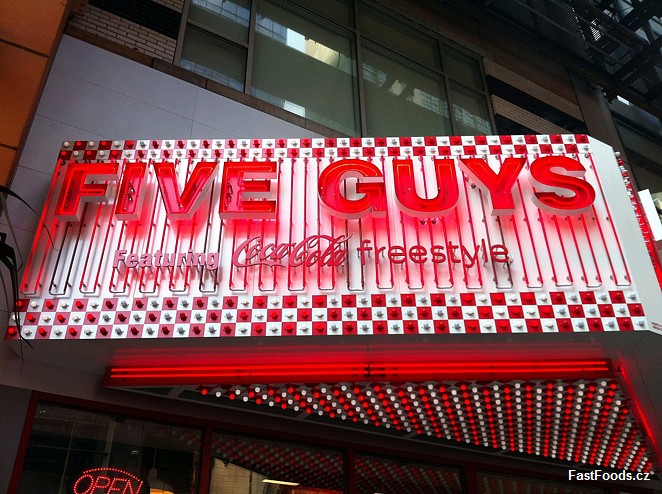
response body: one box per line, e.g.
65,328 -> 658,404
180,26 -> 247,90
16,403 -> 202,494
188,0 -> 252,43
288,0 -> 352,27
449,82 -> 493,135
359,6 -> 441,70
355,454 -> 464,494
178,0 -> 493,137
444,48 -> 483,90
362,46 -> 451,136
210,432 -> 344,493
251,0 -> 358,135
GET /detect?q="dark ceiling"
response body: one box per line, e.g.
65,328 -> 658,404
443,0 -> 662,120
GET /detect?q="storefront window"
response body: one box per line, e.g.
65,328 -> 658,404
355,454 -> 464,494
16,403 -> 202,494
478,471 -> 605,494
210,432 -> 344,493
12,401 -> 645,493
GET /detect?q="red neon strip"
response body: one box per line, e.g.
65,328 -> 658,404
139,159 -> 161,294
106,360 -> 612,387
419,156 -> 437,288
109,360 -> 610,373
109,366 -> 610,378
379,158 -> 395,289
589,154 -> 631,285
516,180 -> 543,288
579,212 -> 602,285
287,160 -> 297,291
617,365 -> 662,467
590,204 -> 618,286
461,167 -> 483,289
78,196 -> 103,293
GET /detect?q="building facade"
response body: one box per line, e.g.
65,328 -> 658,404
2,1 -> 662,493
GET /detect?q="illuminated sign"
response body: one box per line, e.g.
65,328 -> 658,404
72,468 -> 146,494
55,156 -> 595,222
7,134 -> 658,340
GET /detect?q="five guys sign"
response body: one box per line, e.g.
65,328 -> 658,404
9,134 -> 653,340
51,143 -> 597,276
56,154 -> 595,221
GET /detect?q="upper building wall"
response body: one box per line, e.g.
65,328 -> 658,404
65,0 -> 589,141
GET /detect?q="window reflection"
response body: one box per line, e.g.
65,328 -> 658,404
180,27 -> 246,90
450,83 -> 492,135
478,471 -> 605,494
180,0 -> 493,137
192,0 -> 250,29
16,404 -> 201,494
210,432 -> 343,494
355,454 -> 464,494
255,10 -> 353,74
251,0 -> 357,135
362,47 -> 451,136
188,0 -> 251,44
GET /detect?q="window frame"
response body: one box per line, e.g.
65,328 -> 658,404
9,392 -> 657,494
175,0 -> 496,137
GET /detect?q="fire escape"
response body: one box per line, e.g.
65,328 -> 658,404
443,0 -> 662,120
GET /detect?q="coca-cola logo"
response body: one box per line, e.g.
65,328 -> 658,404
232,234 -> 349,268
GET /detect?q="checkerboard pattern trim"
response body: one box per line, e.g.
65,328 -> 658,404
55,134 -> 591,163
7,289 -> 646,340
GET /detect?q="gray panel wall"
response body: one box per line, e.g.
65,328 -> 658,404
0,35 -> 312,489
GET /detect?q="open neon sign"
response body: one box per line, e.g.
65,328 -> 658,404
72,468 -> 146,494
54,156 -> 596,222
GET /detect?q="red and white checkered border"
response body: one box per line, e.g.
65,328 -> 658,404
7,289 -> 646,340
56,134 -> 592,163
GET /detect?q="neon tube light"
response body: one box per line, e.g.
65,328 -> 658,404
105,359 -> 612,387
262,479 -> 300,486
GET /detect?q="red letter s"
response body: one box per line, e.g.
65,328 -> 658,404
529,156 -> 596,214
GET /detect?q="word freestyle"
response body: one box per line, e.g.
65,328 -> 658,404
54,156 -> 596,222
